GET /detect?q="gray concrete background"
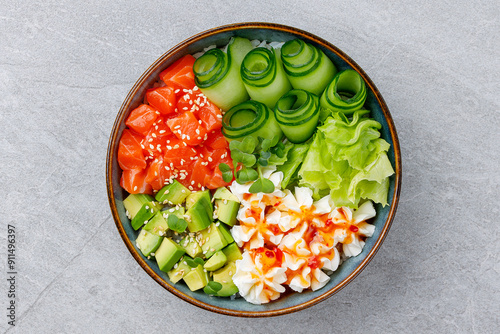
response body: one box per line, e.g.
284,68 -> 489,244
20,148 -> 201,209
1,0 -> 499,333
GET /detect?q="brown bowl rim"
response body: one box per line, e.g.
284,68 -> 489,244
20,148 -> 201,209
106,21 -> 401,317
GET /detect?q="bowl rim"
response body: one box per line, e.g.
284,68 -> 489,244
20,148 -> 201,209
106,21 -> 401,317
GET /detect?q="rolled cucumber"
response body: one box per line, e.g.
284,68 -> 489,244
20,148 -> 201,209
193,37 -> 253,111
320,69 -> 367,120
281,39 -> 337,95
240,47 -> 292,109
222,100 -> 283,145
275,89 -> 320,143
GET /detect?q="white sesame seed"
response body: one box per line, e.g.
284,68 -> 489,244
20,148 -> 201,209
159,130 -> 166,134
174,89 -> 180,93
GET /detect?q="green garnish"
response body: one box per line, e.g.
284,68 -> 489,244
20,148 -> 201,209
167,214 -> 188,233
236,168 -> 258,183
218,163 -> 234,183
203,281 -> 223,295
184,257 -> 205,267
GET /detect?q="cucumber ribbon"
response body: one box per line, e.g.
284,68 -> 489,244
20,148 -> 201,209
275,89 -> 320,143
281,39 -> 337,96
222,100 -> 283,146
320,69 -> 367,120
240,47 -> 292,109
193,37 -> 253,111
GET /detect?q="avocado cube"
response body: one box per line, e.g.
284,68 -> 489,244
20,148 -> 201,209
200,223 -> 228,258
186,190 -> 213,218
123,193 -> 155,219
155,238 -> 185,272
180,236 -> 203,258
144,211 -> 169,236
131,201 -> 162,230
186,201 -> 212,232
217,222 -> 234,244
183,265 -> 209,291
213,187 -> 239,202
155,180 -> 190,205
222,243 -> 243,263
203,250 -> 227,271
212,262 -> 239,297
135,229 -> 163,257
167,257 -> 192,284
215,199 -> 240,227
163,206 -> 185,219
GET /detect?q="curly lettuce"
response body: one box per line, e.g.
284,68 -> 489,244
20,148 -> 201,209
298,110 -> 394,208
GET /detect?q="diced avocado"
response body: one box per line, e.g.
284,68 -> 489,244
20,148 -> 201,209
155,238 -> 185,272
186,201 -> 212,232
185,190 -> 213,217
200,223 -> 228,258
183,265 -> 209,291
217,223 -> 234,244
131,201 -> 162,230
167,256 -> 192,284
203,250 -> 227,271
123,193 -> 155,219
144,211 -> 169,236
135,229 -> 163,257
213,187 -> 239,202
155,180 -> 190,205
180,235 -> 202,258
222,243 -> 243,263
212,262 -> 239,297
162,206 -> 185,219
215,199 -> 239,226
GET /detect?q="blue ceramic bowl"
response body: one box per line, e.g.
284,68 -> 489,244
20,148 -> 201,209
106,22 -> 401,317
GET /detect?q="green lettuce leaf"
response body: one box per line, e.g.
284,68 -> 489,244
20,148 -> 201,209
298,110 -> 394,208
277,141 -> 311,189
